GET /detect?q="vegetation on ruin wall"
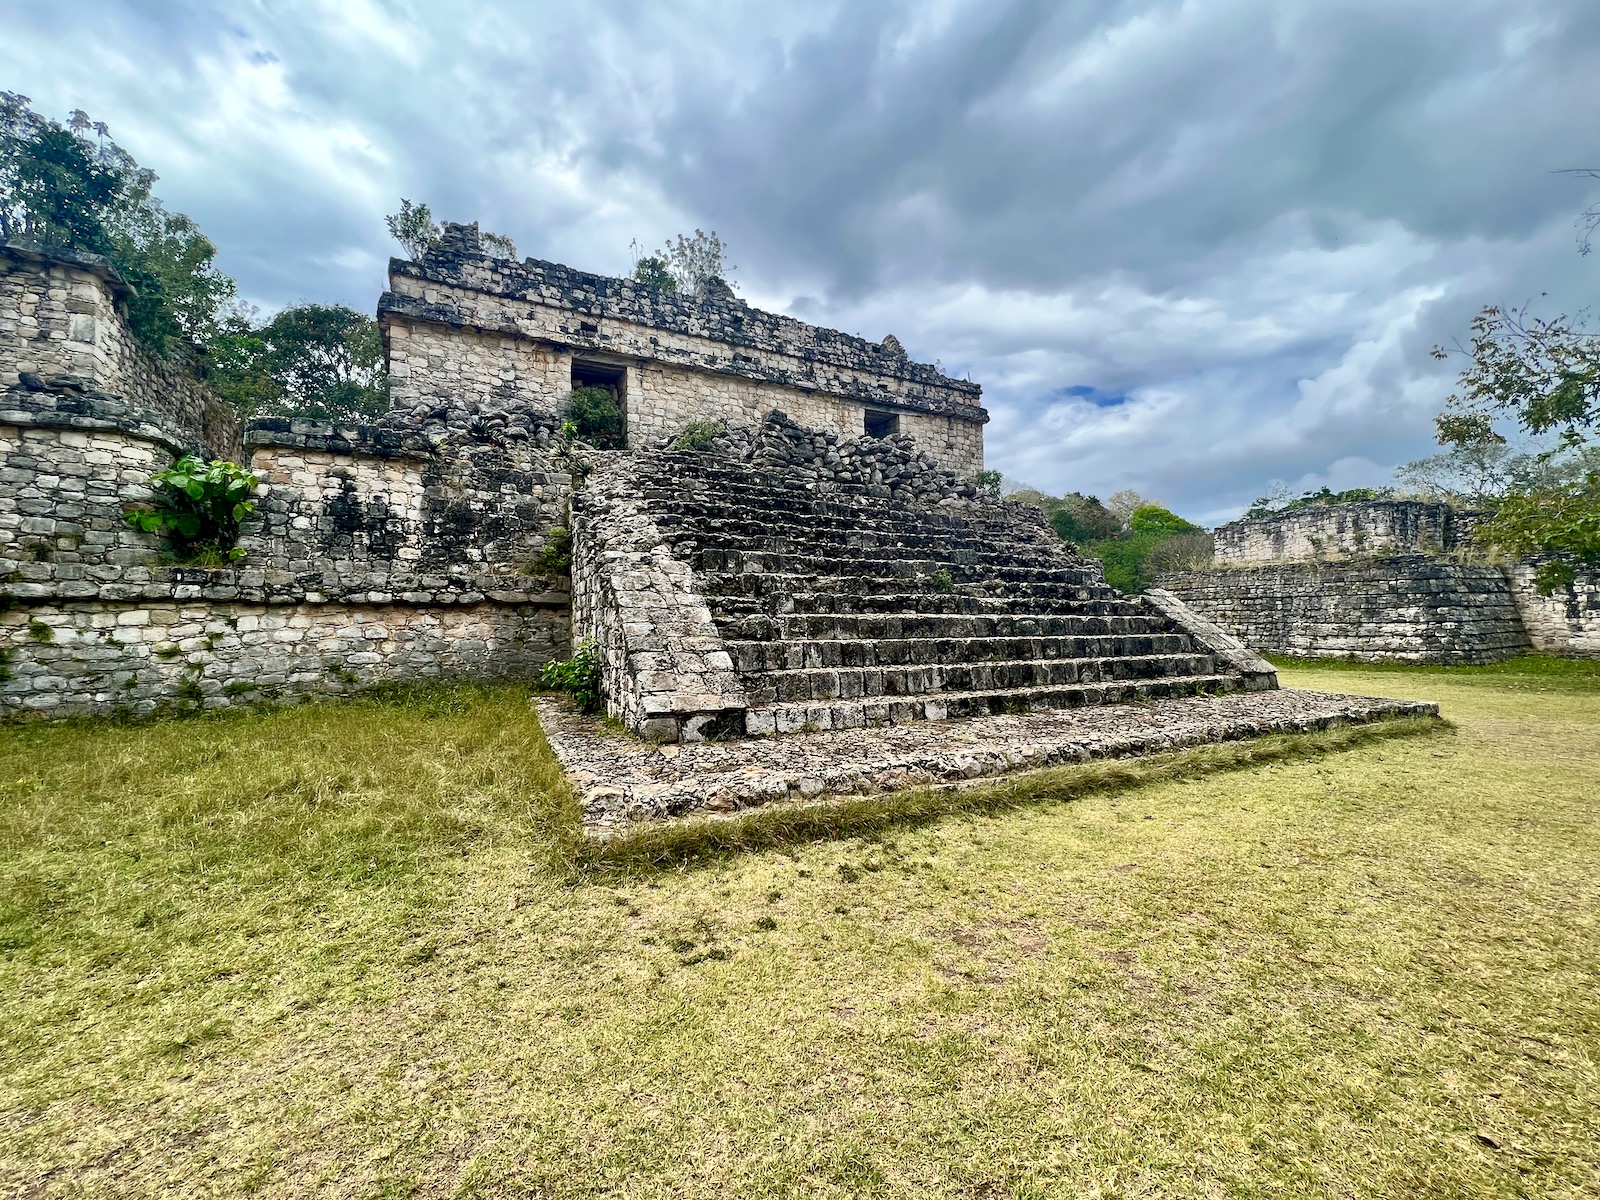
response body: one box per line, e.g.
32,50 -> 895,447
123,454 -> 259,565
1,663 -> 1596,1194
0,93 -> 385,420
1020,485 -> 1211,591
567,386 -> 626,449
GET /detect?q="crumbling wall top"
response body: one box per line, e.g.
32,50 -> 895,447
388,222 -> 981,402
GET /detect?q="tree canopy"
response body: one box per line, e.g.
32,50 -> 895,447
1426,271 -> 1600,590
1019,486 -> 1212,592
2,94 -> 389,422
630,230 -> 734,295
2,92 -> 236,358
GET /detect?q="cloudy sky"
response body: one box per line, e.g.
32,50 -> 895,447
5,0 -> 1597,522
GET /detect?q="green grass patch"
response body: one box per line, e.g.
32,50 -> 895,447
1269,652 -> 1600,691
1,671 -> 1597,1197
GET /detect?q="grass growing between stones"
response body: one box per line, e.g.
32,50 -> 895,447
1,666 -> 1597,1197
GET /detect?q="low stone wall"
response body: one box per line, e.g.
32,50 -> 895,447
1,399 -> 575,717
2,596 -> 565,716
1508,563 -> 1600,657
1214,500 -> 1475,565
1158,556 -> 1533,664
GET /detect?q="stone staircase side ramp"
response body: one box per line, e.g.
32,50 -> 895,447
1144,588 -> 1278,691
569,459 -> 747,742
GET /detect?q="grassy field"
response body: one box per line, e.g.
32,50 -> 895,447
1,661 -> 1596,1198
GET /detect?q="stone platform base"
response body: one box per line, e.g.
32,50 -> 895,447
538,689 -> 1440,834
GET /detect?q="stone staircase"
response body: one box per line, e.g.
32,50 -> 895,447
572,441 -> 1274,739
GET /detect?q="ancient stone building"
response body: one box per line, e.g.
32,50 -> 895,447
3,229 -> 1293,736
1160,500 -> 1600,663
380,223 -> 987,475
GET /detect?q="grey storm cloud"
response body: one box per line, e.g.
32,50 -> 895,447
3,0 -> 1597,522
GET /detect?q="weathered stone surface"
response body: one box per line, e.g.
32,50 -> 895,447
1158,556 -> 1534,664
1,241 -> 238,458
539,689 -> 1440,833
1214,500 -> 1480,565
379,222 -> 987,475
1165,498 -> 1600,662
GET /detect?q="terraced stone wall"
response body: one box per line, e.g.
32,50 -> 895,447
1,242 -> 239,459
1158,556 -> 1532,664
2,405 -> 573,717
1507,563 -> 1600,657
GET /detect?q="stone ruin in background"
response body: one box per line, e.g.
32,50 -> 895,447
1156,499 -> 1600,662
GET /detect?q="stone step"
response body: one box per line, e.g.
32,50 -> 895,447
700,569 -> 1106,601
719,609 -> 1179,642
710,591 -> 1158,619
738,653 -> 1220,705
690,548 -> 1105,588
724,632 -> 1197,673
740,673 -> 1246,736
655,503 -> 1050,538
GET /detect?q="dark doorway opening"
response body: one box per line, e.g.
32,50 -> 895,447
570,359 -> 627,449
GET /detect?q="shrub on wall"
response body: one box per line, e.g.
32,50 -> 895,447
125,454 -> 259,565
568,386 -> 626,449
669,419 -> 724,451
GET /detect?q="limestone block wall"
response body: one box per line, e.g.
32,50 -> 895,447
241,421 -> 571,583
1157,557 -> 1532,664
2,598 -> 566,716
1214,501 -> 1471,565
384,318 -> 571,416
1508,563 -> 1600,657
0,404 -> 172,568
1,243 -> 239,458
1,407 -> 574,718
569,454 -> 747,742
377,224 -> 987,475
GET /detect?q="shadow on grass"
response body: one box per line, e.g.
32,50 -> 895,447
568,715 -> 1450,880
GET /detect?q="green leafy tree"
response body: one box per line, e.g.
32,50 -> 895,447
630,247 -> 677,293
0,94 -> 236,359
1048,493 -> 1121,544
632,229 -> 734,295
206,303 -> 387,420
1430,286 -> 1600,590
385,198 -> 440,260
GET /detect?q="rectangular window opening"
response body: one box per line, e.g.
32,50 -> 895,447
864,409 -> 899,439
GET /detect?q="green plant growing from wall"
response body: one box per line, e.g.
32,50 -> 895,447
534,528 -> 572,574
670,419 -> 724,451
928,567 -> 955,594
974,469 -> 1003,498
125,454 -> 259,565
539,640 -> 603,715
568,386 -> 626,449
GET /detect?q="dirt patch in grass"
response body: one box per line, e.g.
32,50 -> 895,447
1,673 -> 1597,1197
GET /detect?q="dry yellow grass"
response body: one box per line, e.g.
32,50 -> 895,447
1,664 -> 1596,1198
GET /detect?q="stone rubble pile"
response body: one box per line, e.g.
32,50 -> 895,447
375,396 -> 567,449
